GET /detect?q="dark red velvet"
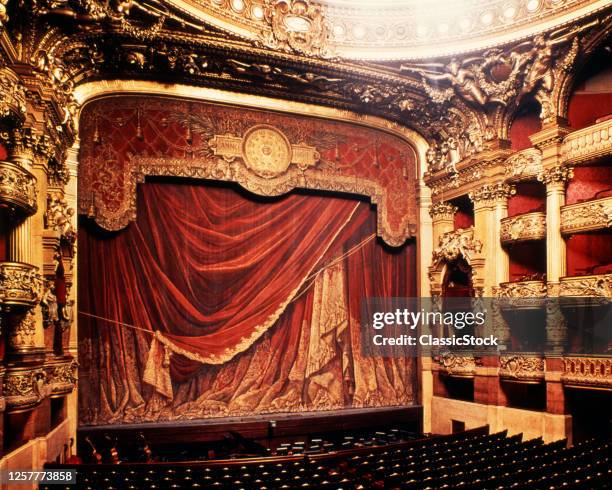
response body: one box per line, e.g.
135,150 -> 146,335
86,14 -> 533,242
452,196 -> 474,229
507,182 -> 546,217
566,232 -> 612,277
508,241 -> 547,281
78,181 -> 417,425
510,101 -> 542,150
568,93 -> 612,130
566,166 -> 612,205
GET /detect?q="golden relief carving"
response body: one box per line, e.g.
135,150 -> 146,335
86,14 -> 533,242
260,0 -> 333,58
495,280 -> 547,298
500,212 -> 546,244
0,160 -> 38,216
0,262 -> 42,308
7,310 -> 37,352
560,197 -> 612,235
469,183 -> 516,204
432,227 -> 482,266
561,117 -> 612,166
559,274 -> 612,298
562,357 -> 612,389
537,165 -> 574,185
499,355 -> 545,382
209,124 -> 320,179
437,355 -> 477,378
503,148 -> 542,182
429,202 -> 457,220
0,67 -> 27,123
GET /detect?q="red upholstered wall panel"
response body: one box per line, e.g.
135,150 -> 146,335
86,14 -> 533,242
566,166 -> 612,205
507,182 -> 546,217
568,93 -> 612,130
509,101 -> 541,151
566,232 -> 612,277
0,143 -> 6,160
508,241 -> 547,281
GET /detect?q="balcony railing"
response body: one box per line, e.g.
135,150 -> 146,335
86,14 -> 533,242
562,357 -> 612,390
500,212 -> 546,244
436,355 -> 477,378
0,160 -> 37,216
560,196 -> 612,235
499,355 -> 545,383
561,117 -> 612,166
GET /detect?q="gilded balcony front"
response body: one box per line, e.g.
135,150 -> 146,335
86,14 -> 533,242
561,118 -> 612,166
562,357 -> 612,390
0,262 -> 42,308
499,355 -> 545,383
500,212 -> 546,244
560,196 -> 612,235
0,160 -> 37,216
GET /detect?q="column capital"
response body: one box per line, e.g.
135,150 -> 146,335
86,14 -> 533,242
538,165 -> 574,186
429,201 -> 457,220
469,182 -> 515,206
0,127 -> 55,169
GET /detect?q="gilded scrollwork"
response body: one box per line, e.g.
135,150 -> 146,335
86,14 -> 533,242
495,280 -> 547,299
0,160 -> 38,215
537,165 -> 574,185
0,67 -> 27,123
559,274 -> 612,298
432,227 -> 482,266
503,148 -> 542,182
561,357 -> 612,389
45,192 -> 76,241
500,212 -> 546,244
499,355 -> 545,382
429,202 -> 457,220
469,182 -> 516,205
0,262 -> 43,308
437,355 -> 478,378
7,310 -> 37,351
260,0 -> 333,58
560,197 -> 612,235
561,117 -> 612,166
46,360 -> 78,396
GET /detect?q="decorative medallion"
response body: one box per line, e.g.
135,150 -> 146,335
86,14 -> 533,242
242,125 -> 293,178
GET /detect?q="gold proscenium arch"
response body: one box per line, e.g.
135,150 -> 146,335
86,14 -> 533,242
73,81 -> 430,248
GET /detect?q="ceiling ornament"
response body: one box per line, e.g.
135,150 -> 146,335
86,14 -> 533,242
260,0 -> 334,58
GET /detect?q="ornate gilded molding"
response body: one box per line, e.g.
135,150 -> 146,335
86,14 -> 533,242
2,359 -> 77,412
499,355 -> 545,382
0,160 -> 38,216
469,182 -> 516,205
560,196 -> 612,235
260,0 -> 333,58
45,192 -> 76,241
0,262 -> 42,308
429,201 -> 457,220
7,310 -> 37,352
0,67 -> 27,123
432,227 -> 482,267
495,280 -> 547,298
561,117 -> 612,166
562,357 -> 612,389
437,355 -> 477,378
503,148 -> 543,182
3,367 -> 47,412
537,165 -> 574,185
559,274 -> 612,297
500,211 -> 546,244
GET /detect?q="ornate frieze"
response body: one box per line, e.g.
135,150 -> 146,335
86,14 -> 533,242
495,280 -> 547,298
0,262 -> 42,308
260,0 -> 333,58
562,357 -> 612,389
437,355 -> 477,378
499,355 -> 545,382
503,148 -> 542,182
7,310 -> 37,352
3,368 -> 47,412
2,359 -> 77,412
537,165 -> 574,185
429,202 -> 458,220
560,196 -> 612,235
0,67 -> 27,123
500,212 -> 546,244
561,117 -> 612,166
559,274 -> 612,297
469,183 -> 516,205
432,227 -> 482,266
0,160 -> 38,216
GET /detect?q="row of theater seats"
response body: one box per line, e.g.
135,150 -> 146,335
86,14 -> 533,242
43,428 -> 610,490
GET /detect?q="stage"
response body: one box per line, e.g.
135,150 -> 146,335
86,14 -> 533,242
78,405 -> 422,452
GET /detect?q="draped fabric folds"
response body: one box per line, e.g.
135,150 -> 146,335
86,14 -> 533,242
79,181 -> 417,425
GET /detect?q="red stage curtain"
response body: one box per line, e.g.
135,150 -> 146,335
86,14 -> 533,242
78,181 -> 417,424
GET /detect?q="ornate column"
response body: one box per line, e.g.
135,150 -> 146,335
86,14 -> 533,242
469,183 -> 515,294
429,202 -> 457,245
